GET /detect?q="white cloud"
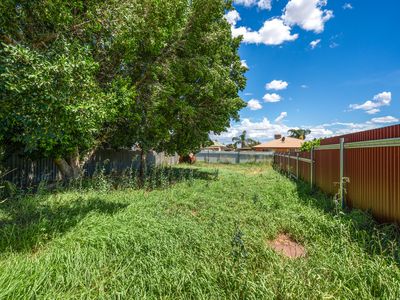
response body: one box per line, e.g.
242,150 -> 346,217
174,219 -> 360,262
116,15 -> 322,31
275,112 -> 288,123
241,60 -> 249,69
371,116 -> 399,124
329,41 -> 339,48
306,126 -> 333,139
310,39 -> 321,49
349,91 -> 392,113
257,0 -> 272,10
224,10 -> 241,26
266,80 -> 289,90
301,84 -> 308,88
212,117 -> 396,144
244,92 -> 253,96
232,18 -> 298,45
283,0 -> 333,33
211,117 -> 291,143
343,3 -> 353,10
234,0 -> 272,10
247,99 -> 263,110
263,93 -> 282,102
366,109 -> 380,115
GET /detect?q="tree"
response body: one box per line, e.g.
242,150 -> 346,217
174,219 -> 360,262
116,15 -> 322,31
0,0 -> 246,180
300,138 -> 321,152
105,0 -> 246,174
287,129 -> 311,140
231,131 -> 258,149
0,0 -> 138,179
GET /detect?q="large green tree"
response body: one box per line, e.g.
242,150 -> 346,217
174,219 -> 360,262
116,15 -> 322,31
0,0 -> 246,179
106,0 -> 246,160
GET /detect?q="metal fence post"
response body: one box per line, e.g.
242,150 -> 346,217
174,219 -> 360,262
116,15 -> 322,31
340,138 -> 345,208
310,147 -> 314,189
296,153 -> 299,179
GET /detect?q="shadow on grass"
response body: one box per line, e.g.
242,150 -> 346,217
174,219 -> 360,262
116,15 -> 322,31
293,177 -> 400,263
0,196 -> 128,253
0,167 -> 218,254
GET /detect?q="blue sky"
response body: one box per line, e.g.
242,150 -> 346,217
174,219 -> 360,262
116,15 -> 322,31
215,0 -> 399,143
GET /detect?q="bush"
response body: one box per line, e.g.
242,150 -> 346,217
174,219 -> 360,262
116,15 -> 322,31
300,138 -> 321,152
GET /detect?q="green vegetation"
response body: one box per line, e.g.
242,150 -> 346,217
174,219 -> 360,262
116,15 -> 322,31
300,138 -> 322,152
231,130 -> 259,149
1,163 -> 400,299
0,0 -> 246,179
288,128 -> 312,140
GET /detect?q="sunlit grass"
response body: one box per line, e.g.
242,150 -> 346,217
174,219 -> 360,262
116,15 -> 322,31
1,163 -> 399,299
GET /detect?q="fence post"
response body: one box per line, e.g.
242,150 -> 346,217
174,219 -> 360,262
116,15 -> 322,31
287,152 -> 290,174
310,147 -> 314,189
296,153 -> 299,179
340,138 -> 345,208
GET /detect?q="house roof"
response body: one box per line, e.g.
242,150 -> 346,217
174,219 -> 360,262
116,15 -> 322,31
204,141 -> 228,150
253,136 -> 304,149
211,141 -> 226,147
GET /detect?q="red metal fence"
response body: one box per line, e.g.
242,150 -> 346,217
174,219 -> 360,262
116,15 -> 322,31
274,124 -> 400,223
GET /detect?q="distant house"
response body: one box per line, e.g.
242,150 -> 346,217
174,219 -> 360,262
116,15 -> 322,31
203,141 -> 228,152
253,134 -> 304,152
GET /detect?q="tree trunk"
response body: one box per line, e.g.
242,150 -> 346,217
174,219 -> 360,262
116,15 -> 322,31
139,149 -> 146,184
54,147 -> 83,181
68,147 -> 81,178
54,158 -> 75,180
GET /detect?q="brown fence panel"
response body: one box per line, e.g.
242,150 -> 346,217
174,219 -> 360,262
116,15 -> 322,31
345,145 -> 400,222
298,152 -> 311,182
314,149 -> 339,195
274,124 -> 400,224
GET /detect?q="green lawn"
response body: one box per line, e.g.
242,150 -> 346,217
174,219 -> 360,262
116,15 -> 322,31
1,163 -> 400,299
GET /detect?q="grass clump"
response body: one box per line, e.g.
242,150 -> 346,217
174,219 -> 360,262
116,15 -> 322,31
0,163 -> 399,299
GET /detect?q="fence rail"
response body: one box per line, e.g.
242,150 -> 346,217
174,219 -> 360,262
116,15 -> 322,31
274,124 -> 400,224
196,150 -> 273,164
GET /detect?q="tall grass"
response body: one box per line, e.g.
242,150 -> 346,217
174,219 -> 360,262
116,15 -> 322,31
0,163 -> 399,299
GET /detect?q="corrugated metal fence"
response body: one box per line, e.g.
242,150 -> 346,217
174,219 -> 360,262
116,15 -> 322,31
274,124 -> 400,223
3,149 -> 179,188
196,150 -> 274,164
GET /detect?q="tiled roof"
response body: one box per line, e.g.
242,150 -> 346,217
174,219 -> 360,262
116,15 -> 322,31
253,137 -> 304,149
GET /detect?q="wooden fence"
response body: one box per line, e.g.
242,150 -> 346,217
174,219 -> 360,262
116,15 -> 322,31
3,149 -> 179,188
274,124 -> 400,223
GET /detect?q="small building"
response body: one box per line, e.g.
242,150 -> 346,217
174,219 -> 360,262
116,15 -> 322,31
203,141 -> 229,152
253,134 -> 304,152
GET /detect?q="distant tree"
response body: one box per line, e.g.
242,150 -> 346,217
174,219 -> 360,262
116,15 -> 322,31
247,139 -> 261,147
287,129 -> 311,140
232,131 -> 258,149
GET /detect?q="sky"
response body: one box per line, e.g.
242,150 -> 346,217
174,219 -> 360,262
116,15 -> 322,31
214,0 -> 400,143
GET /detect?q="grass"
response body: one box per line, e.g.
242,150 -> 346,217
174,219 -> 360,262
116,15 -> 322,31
1,162 -> 400,299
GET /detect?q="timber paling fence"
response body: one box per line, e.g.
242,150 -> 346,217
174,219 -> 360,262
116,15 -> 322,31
274,124 -> 400,224
3,149 -> 179,188
196,150 -> 274,164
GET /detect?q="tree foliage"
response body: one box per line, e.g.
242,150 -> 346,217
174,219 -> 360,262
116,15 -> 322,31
231,131 -> 258,149
0,0 -> 246,179
300,138 -> 321,152
287,128 -> 311,140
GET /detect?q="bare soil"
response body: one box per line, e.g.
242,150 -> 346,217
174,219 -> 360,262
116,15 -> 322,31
268,234 -> 306,258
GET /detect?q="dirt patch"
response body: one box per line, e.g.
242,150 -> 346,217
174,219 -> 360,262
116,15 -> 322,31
191,210 -> 198,217
268,234 -> 306,259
